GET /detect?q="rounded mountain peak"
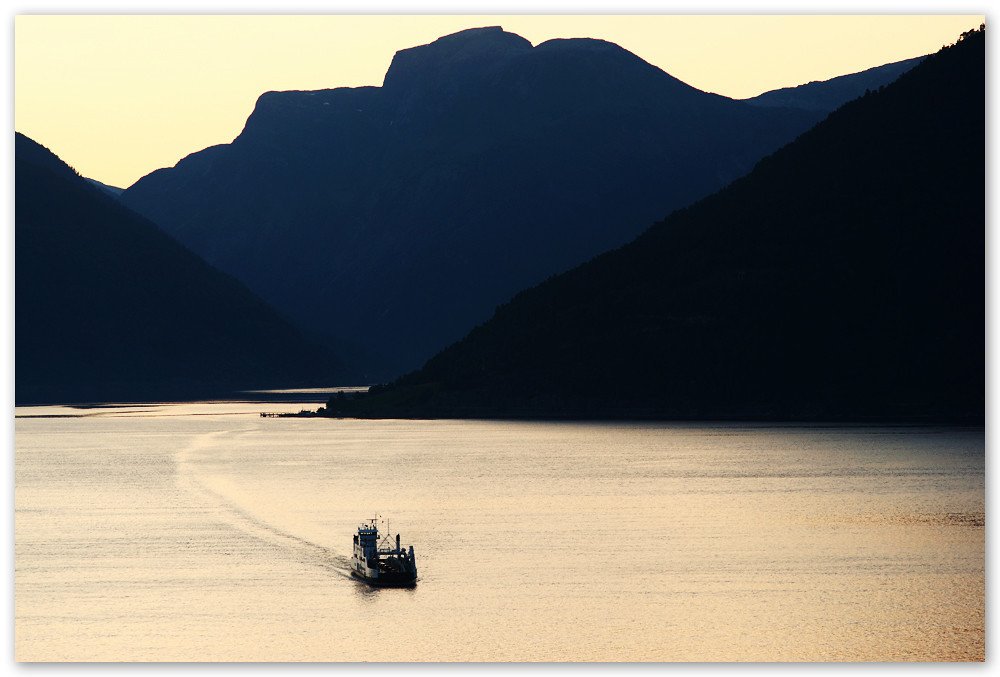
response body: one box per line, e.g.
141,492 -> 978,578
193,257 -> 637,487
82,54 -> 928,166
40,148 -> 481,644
382,26 -> 533,92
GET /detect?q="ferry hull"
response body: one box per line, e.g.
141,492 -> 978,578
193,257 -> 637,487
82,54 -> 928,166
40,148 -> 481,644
350,569 -> 417,588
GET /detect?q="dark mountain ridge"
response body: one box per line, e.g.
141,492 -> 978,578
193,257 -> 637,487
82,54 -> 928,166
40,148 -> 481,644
325,28 -> 985,422
86,177 -> 125,197
121,26 -> 826,377
743,55 -> 925,112
15,133 -> 350,404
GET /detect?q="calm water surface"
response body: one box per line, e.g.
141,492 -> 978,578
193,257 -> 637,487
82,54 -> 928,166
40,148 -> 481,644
15,401 -> 984,661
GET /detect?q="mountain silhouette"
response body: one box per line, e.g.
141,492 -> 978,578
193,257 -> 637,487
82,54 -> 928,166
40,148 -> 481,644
86,177 -> 125,198
15,133 -> 350,404
744,55 -> 924,112
326,27 -> 984,422
121,26 -> 826,377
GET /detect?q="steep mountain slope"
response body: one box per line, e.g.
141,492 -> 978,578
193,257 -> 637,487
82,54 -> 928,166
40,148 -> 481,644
15,133 -> 350,404
121,26 -> 824,376
744,55 -> 924,112
328,28 -> 984,421
86,177 -> 124,197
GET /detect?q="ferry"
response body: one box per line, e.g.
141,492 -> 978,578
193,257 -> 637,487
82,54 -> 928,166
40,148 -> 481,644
351,518 -> 418,587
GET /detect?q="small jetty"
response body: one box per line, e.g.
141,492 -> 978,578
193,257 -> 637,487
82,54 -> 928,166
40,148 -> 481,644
259,412 -> 283,418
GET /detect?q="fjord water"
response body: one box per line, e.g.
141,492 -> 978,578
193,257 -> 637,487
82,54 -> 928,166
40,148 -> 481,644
15,401 -> 984,661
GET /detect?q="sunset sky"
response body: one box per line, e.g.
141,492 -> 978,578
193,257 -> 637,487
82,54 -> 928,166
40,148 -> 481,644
14,14 -> 983,188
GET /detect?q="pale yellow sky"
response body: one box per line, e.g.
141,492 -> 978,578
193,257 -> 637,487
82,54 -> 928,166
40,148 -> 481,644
14,14 -> 983,188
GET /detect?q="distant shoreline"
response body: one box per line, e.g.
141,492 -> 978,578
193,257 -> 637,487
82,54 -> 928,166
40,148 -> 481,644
288,406 -> 985,427
14,385 -> 371,409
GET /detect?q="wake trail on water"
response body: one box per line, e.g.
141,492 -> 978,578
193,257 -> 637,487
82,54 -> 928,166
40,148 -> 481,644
176,430 -> 354,579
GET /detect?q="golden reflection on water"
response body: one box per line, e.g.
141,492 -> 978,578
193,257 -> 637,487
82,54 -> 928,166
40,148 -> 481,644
14,403 -> 984,661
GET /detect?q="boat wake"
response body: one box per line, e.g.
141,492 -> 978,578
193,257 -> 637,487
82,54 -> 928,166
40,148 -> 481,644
176,430 -> 354,579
